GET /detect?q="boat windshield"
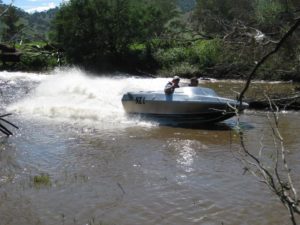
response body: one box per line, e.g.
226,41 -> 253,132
177,87 -> 218,96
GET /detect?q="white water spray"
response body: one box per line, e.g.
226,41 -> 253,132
6,68 -> 170,126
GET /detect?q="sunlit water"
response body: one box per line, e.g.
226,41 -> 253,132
0,68 -> 299,225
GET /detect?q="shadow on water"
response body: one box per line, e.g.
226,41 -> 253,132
132,114 -> 255,131
163,122 -> 255,132
161,122 -> 234,130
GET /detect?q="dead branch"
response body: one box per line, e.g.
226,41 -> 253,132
238,18 -> 300,103
158,28 -> 213,42
236,96 -> 300,225
234,17 -> 300,225
248,94 -> 300,110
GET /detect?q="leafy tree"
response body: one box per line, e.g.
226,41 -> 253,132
50,0 -> 178,69
192,0 -> 254,35
1,6 -> 23,43
130,0 -> 178,39
254,0 -> 285,25
51,0 -> 130,66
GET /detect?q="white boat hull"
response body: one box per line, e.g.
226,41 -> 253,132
121,87 -> 248,123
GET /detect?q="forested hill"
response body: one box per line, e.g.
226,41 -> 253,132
0,0 -> 194,42
0,4 -> 58,41
18,8 -> 59,41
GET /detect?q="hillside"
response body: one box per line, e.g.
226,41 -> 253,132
1,0 -> 195,42
0,3 -> 58,42
18,8 -> 59,41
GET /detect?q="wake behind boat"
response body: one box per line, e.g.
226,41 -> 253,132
121,87 -> 248,124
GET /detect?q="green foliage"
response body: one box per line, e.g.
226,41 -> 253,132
154,47 -> 192,67
254,0 -> 284,25
189,0 -> 300,81
25,8 -> 59,41
0,7 -> 23,43
153,39 -> 222,73
192,39 -> 222,67
130,0 -> 178,39
50,0 -> 178,69
128,43 -> 148,61
0,4 -> 57,42
1,0 -> 298,80
193,0 -> 254,34
14,42 -> 63,71
129,43 -> 146,52
159,62 -> 199,78
33,173 -> 51,186
20,53 -> 56,71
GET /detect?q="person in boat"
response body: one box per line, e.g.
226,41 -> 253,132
188,77 -> 199,87
164,76 -> 180,95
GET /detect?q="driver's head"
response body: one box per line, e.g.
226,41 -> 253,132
172,76 -> 180,84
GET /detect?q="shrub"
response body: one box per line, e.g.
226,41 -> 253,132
154,47 -> 194,67
192,39 -> 222,68
254,0 -> 284,25
33,173 -> 51,186
159,62 -> 199,77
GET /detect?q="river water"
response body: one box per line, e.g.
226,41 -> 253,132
0,68 -> 299,225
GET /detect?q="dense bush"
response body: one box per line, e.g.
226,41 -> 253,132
50,0 -> 178,70
1,0 -> 300,80
192,39 -> 222,67
255,0 -> 284,25
151,39 -> 222,76
11,43 -> 63,71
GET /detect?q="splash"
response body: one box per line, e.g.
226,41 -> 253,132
0,70 -> 47,82
6,68 -> 168,127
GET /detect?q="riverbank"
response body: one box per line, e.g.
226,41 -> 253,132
2,40 -> 300,83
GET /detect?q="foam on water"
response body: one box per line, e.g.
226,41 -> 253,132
6,68 -> 169,127
0,70 -> 48,82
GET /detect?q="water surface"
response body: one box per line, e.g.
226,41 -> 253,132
0,68 -> 299,225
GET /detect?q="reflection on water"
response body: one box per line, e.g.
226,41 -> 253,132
0,69 -> 299,225
177,141 -> 197,166
169,139 -> 198,173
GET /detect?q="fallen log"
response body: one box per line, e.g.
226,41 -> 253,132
247,94 -> 300,110
0,52 -> 22,63
0,43 -> 16,52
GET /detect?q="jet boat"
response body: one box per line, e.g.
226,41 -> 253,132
121,87 -> 248,123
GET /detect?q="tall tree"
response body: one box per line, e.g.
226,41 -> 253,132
192,0 -> 254,35
1,6 -> 22,43
50,0 -> 178,69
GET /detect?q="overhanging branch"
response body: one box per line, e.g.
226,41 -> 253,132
238,18 -> 300,103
